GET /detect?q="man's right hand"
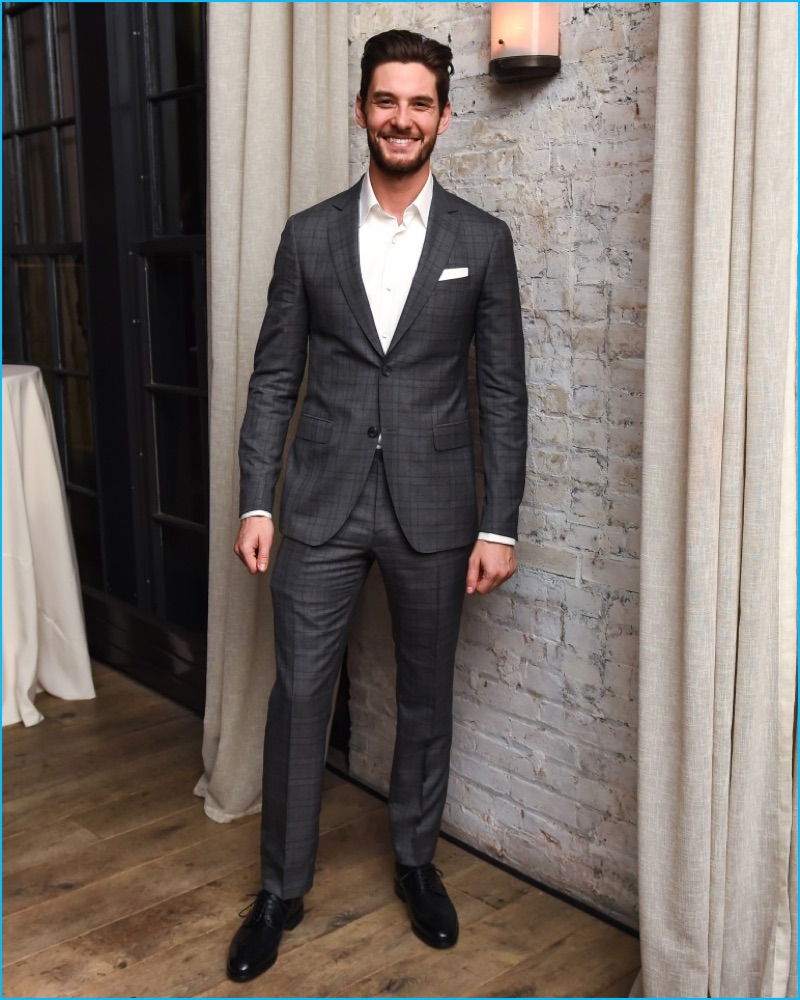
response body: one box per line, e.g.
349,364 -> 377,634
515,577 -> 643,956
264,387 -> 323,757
233,516 -> 275,574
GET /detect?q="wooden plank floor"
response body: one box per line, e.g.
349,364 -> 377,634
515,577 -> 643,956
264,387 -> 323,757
2,663 -> 640,998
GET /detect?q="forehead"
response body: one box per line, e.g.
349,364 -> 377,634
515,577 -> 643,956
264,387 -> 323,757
367,61 -> 439,100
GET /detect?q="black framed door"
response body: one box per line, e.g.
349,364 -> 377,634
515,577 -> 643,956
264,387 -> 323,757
2,2 -> 210,711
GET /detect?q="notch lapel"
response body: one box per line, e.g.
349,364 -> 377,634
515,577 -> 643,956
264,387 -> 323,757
329,182 -> 384,358
387,181 -> 461,354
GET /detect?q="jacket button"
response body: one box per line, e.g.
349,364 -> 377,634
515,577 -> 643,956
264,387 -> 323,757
381,365 -> 392,377
368,426 -> 380,438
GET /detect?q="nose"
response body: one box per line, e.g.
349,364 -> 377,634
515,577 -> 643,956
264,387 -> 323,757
392,102 -> 412,130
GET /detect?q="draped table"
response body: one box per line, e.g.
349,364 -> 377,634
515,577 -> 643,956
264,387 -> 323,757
2,365 -> 95,725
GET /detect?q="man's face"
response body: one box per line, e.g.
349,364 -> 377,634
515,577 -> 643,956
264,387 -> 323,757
356,61 -> 451,178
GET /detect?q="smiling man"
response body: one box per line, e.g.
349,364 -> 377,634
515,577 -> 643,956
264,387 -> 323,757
228,30 -> 528,982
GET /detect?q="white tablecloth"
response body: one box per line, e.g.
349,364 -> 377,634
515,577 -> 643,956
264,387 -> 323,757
2,365 -> 95,725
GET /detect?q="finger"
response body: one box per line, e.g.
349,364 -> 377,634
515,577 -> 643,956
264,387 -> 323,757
466,552 -> 482,594
233,540 -> 250,571
234,535 -> 260,574
245,542 -> 260,574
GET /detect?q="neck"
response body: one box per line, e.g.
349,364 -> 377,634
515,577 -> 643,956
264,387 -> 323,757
368,162 -> 431,224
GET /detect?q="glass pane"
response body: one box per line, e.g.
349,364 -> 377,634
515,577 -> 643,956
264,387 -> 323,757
56,257 -> 88,373
60,124 -> 80,240
152,96 -> 205,235
3,138 -> 21,245
18,5 -> 51,128
54,3 -> 74,118
153,392 -> 206,523
68,489 -> 103,589
64,375 -> 96,490
21,130 -> 57,244
18,256 -> 51,366
2,259 -> 20,361
145,255 -> 197,387
3,19 -> 15,130
41,368 -> 60,436
160,522 -> 208,634
148,3 -> 203,92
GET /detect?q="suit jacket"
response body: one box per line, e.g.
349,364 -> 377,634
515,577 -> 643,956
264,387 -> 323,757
239,177 -> 528,554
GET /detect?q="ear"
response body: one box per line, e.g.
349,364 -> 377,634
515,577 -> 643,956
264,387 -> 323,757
355,93 -> 367,130
437,100 -> 452,136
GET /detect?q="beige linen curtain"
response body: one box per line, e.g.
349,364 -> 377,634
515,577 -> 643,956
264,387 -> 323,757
195,2 -> 349,822
634,3 -> 797,997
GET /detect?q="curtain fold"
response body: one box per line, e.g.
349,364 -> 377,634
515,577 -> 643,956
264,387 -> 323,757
195,2 -> 349,822
634,3 -> 797,997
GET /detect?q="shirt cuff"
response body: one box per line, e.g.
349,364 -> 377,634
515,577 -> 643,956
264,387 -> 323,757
478,532 -> 515,546
240,510 -> 272,520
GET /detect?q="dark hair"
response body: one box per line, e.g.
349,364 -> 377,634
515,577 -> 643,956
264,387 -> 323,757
360,30 -> 454,110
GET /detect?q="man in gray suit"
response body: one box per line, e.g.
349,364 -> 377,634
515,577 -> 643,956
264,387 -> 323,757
227,29 -> 527,982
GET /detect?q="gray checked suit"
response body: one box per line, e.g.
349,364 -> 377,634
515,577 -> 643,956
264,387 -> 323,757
238,177 -> 528,898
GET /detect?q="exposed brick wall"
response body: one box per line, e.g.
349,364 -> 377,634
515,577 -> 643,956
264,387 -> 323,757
345,2 -> 657,926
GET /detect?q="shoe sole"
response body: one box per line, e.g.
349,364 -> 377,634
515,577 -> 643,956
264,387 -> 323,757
394,883 -> 459,949
226,905 -> 305,982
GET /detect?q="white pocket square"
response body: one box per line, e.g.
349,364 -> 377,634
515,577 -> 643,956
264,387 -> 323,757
439,267 -> 469,281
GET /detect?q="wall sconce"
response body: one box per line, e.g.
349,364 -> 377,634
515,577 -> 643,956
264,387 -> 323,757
489,2 -> 561,82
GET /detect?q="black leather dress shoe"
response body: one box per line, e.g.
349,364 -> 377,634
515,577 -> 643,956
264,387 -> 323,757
226,890 -> 304,982
394,863 -> 459,948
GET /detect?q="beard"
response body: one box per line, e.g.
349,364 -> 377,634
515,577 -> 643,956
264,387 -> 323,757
366,129 -> 439,176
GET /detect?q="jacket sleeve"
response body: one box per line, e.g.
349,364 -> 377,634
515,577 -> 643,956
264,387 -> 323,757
474,220 -> 528,540
238,216 -> 309,516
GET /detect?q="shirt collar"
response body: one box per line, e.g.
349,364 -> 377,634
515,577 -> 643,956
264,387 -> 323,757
359,170 -> 434,228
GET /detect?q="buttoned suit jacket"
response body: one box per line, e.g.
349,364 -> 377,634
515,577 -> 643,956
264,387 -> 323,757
239,177 -> 528,555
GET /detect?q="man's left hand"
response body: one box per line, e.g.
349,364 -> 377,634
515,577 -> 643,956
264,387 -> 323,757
466,541 -> 517,595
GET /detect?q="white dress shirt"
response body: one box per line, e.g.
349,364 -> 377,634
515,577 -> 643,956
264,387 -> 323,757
242,171 -> 514,547
359,170 -> 431,353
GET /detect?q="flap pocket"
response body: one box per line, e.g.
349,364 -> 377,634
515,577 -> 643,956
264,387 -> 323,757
433,419 -> 471,451
296,413 -> 333,444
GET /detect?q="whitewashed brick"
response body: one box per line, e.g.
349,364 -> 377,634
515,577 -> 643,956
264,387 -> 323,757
608,490 -> 642,528
572,418 -> 608,452
608,456 -> 643,495
603,659 -> 637,702
607,594 -> 640,629
570,321 -> 607,357
581,552 -> 640,593
529,382 -> 570,415
530,448 -> 569,479
529,478 -> 572,512
609,421 -> 643,459
566,522 -> 606,555
571,385 -> 606,419
516,541 -> 579,581
606,626 -> 640,668
561,581 -> 605,619
530,413 -> 571,449
573,452 -> 607,487
609,389 -> 645,426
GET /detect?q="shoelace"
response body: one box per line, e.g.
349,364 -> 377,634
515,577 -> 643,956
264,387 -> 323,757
238,891 -> 287,926
397,864 -> 447,896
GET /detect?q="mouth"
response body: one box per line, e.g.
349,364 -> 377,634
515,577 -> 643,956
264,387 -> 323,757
380,135 -> 421,148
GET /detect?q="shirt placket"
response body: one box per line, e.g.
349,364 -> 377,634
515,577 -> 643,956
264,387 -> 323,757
377,218 -> 406,352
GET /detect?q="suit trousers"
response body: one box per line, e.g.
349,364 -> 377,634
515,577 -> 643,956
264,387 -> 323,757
261,451 -> 472,898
